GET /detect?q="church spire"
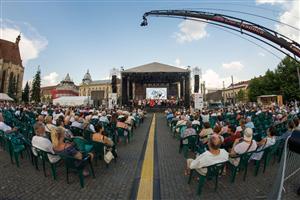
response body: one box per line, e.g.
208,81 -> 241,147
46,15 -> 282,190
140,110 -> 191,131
15,34 -> 21,46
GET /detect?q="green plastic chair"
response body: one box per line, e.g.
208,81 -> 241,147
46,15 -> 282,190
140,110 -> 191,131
192,124 -> 201,133
188,161 -> 227,196
176,125 -> 187,139
228,151 -> 255,183
33,147 -> 61,180
117,128 -> 129,144
180,135 -> 197,158
72,137 -> 93,154
83,129 -> 93,142
59,154 -> 95,188
7,135 -> 26,167
70,127 -> 83,137
254,140 -> 281,176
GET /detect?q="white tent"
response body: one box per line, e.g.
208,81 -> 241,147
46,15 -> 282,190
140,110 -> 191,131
0,93 -> 14,101
53,96 -> 93,106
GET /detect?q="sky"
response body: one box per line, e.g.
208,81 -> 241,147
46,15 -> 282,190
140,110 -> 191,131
1,0 -> 299,89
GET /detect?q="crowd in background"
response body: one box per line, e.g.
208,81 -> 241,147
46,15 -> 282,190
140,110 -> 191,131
165,101 -> 300,178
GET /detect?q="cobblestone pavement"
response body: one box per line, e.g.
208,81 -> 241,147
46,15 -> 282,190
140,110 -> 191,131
0,114 -> 153,200
155,113 -> 299,200
0,113 -> 299,200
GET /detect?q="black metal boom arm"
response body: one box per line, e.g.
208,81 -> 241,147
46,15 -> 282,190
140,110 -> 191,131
141,10 -> 300,58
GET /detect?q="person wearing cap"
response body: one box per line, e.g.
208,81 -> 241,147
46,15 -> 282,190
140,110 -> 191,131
229,127 -> 257,166
251,126 -> 276,161
185,134 -> 228,176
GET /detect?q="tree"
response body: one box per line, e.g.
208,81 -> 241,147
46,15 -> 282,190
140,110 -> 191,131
248,76 -> 266,102
22,81 -> 30,103
276,57 -> 300,101
236,89 -> 245,102
7,75 -> 17,101
31,67 -> 41,103
248,56 -> 300,102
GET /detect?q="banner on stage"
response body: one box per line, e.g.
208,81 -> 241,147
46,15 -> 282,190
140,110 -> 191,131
108,93 -> 118,109
194,93 -> 203,110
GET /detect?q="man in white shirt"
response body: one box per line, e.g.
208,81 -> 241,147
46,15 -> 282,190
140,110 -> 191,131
31,122 -> 60,163
186,134 -> 229,175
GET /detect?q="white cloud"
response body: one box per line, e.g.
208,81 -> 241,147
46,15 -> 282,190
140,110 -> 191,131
42,72 -> 59,86
275,1 -> 300,43
202,69 -> 240,89
0,19 -> 48,65
256,0 -> 286,4
174,20 -> 208,43
256,0 -> 300,43
258,52 -> 266,57
222,61 -> 244,70
175,58 -> 181,67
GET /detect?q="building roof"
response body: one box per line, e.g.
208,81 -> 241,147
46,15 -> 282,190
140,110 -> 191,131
83,70 -> 92,82
257,95 -> 278,98
64,73 -> 71,82
122,62 -> 188,73
90,80 -> 111,84
0,37 -> 22,66
227,80 -> 249,88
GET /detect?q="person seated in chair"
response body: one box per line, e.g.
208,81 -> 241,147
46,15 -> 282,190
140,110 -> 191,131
71,115 -> 83,129
229,128 -> 257,166
92,124 -> 117,158
0,113 -> 17,134
223,125 -> 241,151
31,122 -> 60,163
181,121 -> 197,139
251,126 -> 276,161
52,127 -> 93,176
199,122 -> 213,144
185,134 -> 229,176
99,111 -> 109,124
116,115 -> 129,135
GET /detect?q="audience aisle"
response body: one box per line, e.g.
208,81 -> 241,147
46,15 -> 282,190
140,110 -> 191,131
155,113 -> 299,200
0,114 -> 152,200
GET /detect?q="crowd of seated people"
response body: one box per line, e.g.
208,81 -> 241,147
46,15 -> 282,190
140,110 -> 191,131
165,102 -> 300,181
0,102 -> 146,184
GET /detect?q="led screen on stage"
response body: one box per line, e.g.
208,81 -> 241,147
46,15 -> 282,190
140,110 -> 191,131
146,88 -> 167,99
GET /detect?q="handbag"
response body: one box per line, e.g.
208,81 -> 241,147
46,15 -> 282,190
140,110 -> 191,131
104,151 -> 114,164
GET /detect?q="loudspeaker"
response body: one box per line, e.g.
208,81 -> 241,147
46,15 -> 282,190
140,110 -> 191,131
194,75 -> 199,93
112,75 -> 117,93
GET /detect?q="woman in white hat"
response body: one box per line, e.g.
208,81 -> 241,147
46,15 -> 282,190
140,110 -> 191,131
229,128 -> 258,166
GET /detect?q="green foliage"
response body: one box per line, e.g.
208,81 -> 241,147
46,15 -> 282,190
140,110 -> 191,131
248,56 -> 300,102
22,82 -> 30,103
236,89 -> 246,102
7,75 -> 17,101
31,67 -> 41,103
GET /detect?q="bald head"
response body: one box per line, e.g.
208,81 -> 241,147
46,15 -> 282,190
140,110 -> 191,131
208,134 -> 222,150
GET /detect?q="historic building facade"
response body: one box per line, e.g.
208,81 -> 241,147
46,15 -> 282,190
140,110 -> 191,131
40,74 -> 79,103
222,81 -> 249,104
79,70 -> 120,99
0,35 -> 24,100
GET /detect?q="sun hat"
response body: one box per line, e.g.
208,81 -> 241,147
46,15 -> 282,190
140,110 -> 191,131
243,128 -> 253,142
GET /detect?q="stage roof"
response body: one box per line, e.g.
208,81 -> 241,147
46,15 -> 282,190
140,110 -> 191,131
122,62 -> 188,73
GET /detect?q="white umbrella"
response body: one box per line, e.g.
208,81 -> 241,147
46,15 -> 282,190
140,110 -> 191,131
0,93 -> 14,101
